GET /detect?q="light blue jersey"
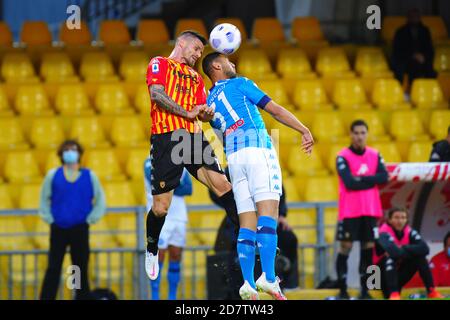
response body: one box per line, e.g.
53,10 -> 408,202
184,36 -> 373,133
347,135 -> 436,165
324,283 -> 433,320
207,77 -> 273,155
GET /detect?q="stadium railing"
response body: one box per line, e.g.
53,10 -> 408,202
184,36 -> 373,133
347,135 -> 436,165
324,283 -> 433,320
0,202 -> 337,300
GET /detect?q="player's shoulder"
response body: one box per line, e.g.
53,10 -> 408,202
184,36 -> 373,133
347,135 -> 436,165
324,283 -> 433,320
336,147 -> 350,158
366,146 -> 381,156
148,56 -> 169,67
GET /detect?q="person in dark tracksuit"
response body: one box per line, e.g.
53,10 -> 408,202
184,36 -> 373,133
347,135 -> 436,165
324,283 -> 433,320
429,126 -> 450,162
39,140 -> 106,300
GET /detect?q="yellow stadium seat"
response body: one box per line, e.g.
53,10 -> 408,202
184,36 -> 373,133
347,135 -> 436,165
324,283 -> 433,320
29,117 -> 65,149
276,48 -> 316,79
0,87 -> 13,116
0,118 -> 29,149
320,73 -> 357,97
332,79 -> 372,110
287,148 -> 329,177
15,85 -> 53,115
104,181 -> 137,207
174,19 -> 208,39
80,52 -> 117,81
1,53 -> 38,83
45,152 -> 61,172
429,110 -> 450,139
411,79 -> 447,109
4,151 -> 41,183
304,176 -> 337,202
434,46 -> 450,72
21,21 -> 52,46
40,52 -> 78,82
407,142 -> 432,162
18,183 -> 41,209
359,72 -> 394,95
291,17 -> 324,42
252,18 -> 285,43
95,84 -> 134,115
125,148 -> 149,180
119,51 -> 149,81
214,18 -> 248,40
55,84 -> 94,115
98,20 -> 131,45
137,19 -> 170,44
257,79 -> 291,106
59,21 -> 92,45
316,48 -> 351,76
110,116 -> 147,147
0,216 -> 32,250
185,179 -> 212,205
422,16 -> 448,42
371,142 -> 401,163
381,16 -> 406,43
0,184 -> 13,209
293,80 -> 333,111
340,111 -> 390,142
390,111 -> 429,141
0,22 -> 13,46
84,150 -> 126,182
437,72 -> 450,101
312,112 -> 346,143
89,218 -> 120,248
325,142 -> 349,174
355,47 -> 389,76
282,177 -> 302,202
134,84 -> 150,114
237,49 -> 277,79
371,79 -> 411,110
69,117 -> 110,148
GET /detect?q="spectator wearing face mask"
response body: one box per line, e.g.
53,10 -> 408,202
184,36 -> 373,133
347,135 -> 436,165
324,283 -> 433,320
39,140 -> 106,300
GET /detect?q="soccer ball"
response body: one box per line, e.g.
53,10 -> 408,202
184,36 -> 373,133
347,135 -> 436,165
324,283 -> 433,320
209,23 -> 241,55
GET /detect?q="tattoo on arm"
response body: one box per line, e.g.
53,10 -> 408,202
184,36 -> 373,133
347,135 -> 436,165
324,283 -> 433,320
150,84 -> 188,118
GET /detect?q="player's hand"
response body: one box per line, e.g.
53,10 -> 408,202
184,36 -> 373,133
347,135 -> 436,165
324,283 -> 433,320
187,104 -> 206,120
198,104 -> 215,122
301,129 -> 314,155
278,216 -> 292,231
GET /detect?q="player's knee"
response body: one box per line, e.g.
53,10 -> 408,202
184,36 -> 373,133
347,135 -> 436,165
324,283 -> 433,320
212,176 -> 232,196
152,202 -> 169,217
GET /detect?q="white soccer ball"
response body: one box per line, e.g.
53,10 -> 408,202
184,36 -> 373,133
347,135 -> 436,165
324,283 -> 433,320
209,23 -> 242,55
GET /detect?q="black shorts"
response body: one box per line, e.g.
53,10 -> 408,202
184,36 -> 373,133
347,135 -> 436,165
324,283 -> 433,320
336,216 -> 379,242
150,129 -> 224,195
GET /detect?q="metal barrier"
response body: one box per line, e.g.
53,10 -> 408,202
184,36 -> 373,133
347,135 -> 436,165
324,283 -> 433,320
0,202 -> 337,300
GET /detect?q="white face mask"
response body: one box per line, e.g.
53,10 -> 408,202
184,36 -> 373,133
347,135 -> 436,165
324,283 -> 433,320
62,150 -> 79,164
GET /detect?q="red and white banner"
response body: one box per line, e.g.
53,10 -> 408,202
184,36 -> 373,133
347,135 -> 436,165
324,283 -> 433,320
380,163 -> 450,241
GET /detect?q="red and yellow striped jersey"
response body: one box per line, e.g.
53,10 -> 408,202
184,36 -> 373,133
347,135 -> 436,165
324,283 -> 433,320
146,56 -> 206,134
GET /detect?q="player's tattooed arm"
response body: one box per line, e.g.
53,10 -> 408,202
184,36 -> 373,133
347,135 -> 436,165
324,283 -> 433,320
150,84 -> 189,118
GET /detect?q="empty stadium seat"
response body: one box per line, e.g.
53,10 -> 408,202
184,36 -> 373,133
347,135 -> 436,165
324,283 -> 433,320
137,19 -> 170,44
80,52 -> 117,81
325,142 -> 349,173
174,19 -> 208,38
59,21 -> 92,45
110,116 -> 147,147
18,183 -> 41,209
381,16 -> 406,43
1,53 -> 38,82
99,20 -> 131,45
257,79 -> 292,106
422,16 -> 448,42
371,79 -> 411,110
40,52 -> 78,82
214,18 -> 248,40
15,85 -> 52,115
0,87 -> 13,116
371,142 -> 401,163
434,46 -> 450,72
21,21 -> 52,46
45,152 -> 61,171
429,110 -> 450,138
287,148 -> 329,177
134,84 -> 150,114
312,112 -> 346,142
70,117 -> 110,148
84,150 -> 126,182
119,51 -> 149,81
4,151 -> 41,183
291,17 -> 325,42
55,84 -> 93,115
293,80 -> 333,111
407,142 -> 433,162
252,18 -> 285,43
95,84 -> 133,114
0,184 -> 13,209
125,148 -> 149,180
411,79 -> 447,109
304,176 -> 337,202
276,48 -> 315,79
104,181 -> 137,207
0,22 -> 13,46
355,47 -> 389,76
0,118 -> 28,149
29,117 -> 65,149
237,49 -> 277,79
390,111 -> 428,141
332,79 -> 372,110
282,177 -> 302,202
316,48 -> 351,76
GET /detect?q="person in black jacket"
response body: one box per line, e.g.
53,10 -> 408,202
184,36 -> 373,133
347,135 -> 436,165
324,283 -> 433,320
430,126 -> 450,162
374,207 -> 443,299
391,8 -> 436,89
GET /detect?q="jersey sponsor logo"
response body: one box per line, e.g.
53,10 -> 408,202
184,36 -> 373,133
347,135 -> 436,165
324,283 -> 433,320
225,119 -> 245,135
357,163 -> 369,175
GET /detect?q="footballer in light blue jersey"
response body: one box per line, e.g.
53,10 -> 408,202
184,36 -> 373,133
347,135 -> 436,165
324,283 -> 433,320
202,52 -> 314,301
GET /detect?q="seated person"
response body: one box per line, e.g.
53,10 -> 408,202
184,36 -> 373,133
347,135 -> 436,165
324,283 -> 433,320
374,207 -> 443,299
430,126 -> 450,162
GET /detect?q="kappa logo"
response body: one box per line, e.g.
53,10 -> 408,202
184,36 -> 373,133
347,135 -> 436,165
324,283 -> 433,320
357,163 -> 369,175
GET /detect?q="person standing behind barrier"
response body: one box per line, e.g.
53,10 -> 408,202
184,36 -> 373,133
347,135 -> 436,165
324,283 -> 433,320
144,157 -> 192,300
334,120 -> 388,300
39,140 -> 106,300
